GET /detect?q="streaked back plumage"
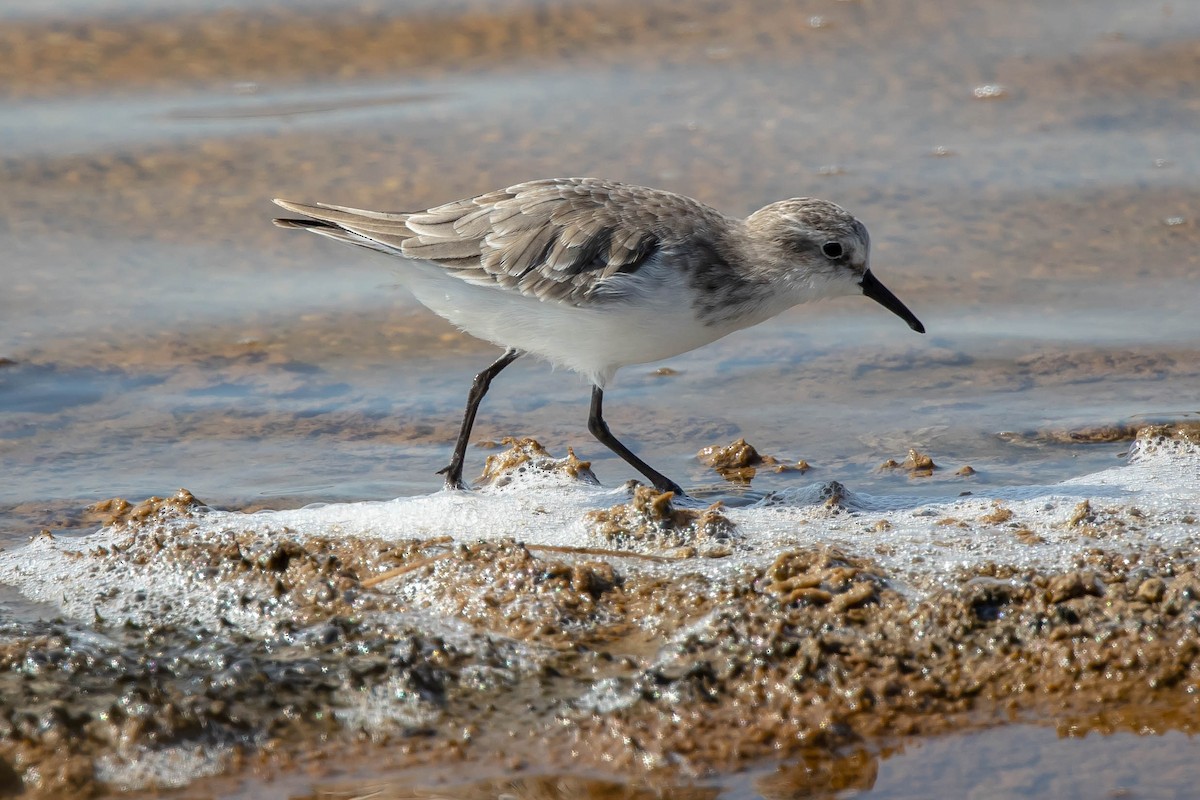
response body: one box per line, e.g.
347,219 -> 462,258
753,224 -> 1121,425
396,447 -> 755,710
276,177 -> 733,306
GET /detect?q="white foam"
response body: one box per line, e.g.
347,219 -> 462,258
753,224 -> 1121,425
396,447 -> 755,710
93,744 -> 231,791
2,434 -> 1197,627
1,433 -> 1196,789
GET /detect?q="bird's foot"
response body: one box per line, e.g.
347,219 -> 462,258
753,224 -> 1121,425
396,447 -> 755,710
437,465 -> 470,492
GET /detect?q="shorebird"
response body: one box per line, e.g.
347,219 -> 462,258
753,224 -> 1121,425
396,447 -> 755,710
273,178 -> 925,494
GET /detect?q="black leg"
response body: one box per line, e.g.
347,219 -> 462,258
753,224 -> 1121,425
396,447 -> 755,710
587,386 -> 684,495
438,348 -> 521,490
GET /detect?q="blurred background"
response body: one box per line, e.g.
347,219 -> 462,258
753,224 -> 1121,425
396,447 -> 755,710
2,0 -> 1198,544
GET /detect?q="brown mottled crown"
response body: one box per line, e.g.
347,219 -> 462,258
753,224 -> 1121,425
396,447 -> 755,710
746,198 -> 869,268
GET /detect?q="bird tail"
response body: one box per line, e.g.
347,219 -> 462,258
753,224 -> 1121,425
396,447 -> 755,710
272,198 -> 416,255
272,217 -> 332,230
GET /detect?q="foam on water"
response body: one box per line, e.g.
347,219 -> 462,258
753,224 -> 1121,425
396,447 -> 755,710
2,433 -> 1197,625
94,746 -> 232,792
1,432 -> 1197,790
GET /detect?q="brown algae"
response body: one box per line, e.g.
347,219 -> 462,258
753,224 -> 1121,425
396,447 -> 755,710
697,438 -> 810,483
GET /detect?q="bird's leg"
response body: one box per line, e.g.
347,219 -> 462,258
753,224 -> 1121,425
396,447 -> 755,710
587,385 -> 684,495
438,348 -> 522,490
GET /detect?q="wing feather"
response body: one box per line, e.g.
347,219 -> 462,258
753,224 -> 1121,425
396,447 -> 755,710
273,177 -> 731,305
402,236 -> 482,261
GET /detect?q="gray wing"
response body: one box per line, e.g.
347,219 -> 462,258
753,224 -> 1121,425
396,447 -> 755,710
273,177 -> 727,305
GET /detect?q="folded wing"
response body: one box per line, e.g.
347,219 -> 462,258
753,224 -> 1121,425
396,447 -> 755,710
274,177 -> 726,305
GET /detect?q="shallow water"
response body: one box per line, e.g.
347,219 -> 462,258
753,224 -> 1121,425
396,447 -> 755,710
2,0 -> 1200,795
264,722 -> 1200,800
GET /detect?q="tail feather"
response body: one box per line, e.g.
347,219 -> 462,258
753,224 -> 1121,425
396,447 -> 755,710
272,197 -> 417,255
272,198 -> 411,228
272,217 -> 331,230
272,215 -> 400,255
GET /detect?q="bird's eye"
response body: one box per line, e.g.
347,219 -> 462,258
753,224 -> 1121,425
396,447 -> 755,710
822,241 -> 844,259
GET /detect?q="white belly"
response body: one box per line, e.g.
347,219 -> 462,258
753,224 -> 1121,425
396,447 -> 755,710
402,265 -> 738,387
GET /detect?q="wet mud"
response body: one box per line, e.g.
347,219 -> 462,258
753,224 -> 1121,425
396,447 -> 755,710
3,430 -> 1200,796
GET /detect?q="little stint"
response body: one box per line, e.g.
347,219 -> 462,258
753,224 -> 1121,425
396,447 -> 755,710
274,177 -> 925,494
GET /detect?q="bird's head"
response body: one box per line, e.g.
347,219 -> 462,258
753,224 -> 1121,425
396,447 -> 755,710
747,198 -> 925,333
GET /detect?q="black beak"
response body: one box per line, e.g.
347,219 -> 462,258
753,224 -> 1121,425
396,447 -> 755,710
859,270 -> 925,334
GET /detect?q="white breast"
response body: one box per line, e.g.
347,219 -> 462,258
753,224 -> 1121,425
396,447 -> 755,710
401,261 -> 742,388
